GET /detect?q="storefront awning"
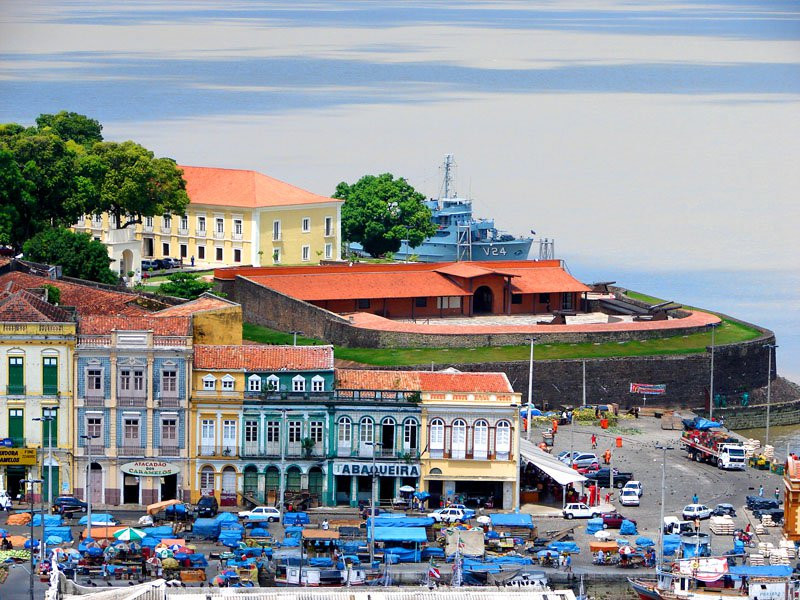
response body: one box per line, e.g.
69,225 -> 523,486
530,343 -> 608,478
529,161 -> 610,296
519,438 -> 587,486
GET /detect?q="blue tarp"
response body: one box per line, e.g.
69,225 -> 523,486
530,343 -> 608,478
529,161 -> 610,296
422,547 -> 444,558
142,526 -> 174,541
45,526 -> 73,542
78,514 -> 115,525
193,518 -> 220,538
663,534 -> 681,556
620,520 -> 638,535
586,518 -> 604,534
489,513 -> 533,528
635,536 -> 655,547
283,512 -> 309,525
215,512 -> 239,524
729,565 -> 792,578
367,516 -> 434,528
369,527 -> 427,543
683,417 -> 722,430
547,541 -> 580,554
32,514 -> 62,527
383,547 -> 420,562
284,526 -> 303,539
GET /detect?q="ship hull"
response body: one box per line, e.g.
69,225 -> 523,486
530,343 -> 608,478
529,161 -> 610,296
628,578 -> 663,599
395,239 -> 533,262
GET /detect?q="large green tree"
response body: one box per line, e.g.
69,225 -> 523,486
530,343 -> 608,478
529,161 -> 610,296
23,228 -> 119,285
35,111 -> 103,147
334,173 -> 437,257
157,272 -> 215,300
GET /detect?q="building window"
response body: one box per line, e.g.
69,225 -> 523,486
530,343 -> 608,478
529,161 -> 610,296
222,420 -> 236,452
292,376 -> 305,392
221,375 -> 235,391
538,293 -> 551,304
162,242 -> 170,256
357,299 -> 370,309
272,220 -> 281,241
180,215 -> 188,230
42,408 -> 58,445
511,294 -> 523,305
247,374 -> 261,392
123,418 -> 140,446
288,421 -> 302,444
200,466 -> 214,492
562,292 -> 574,310
310,421 -> 324,444
234,219 -> 242,235
120,369 -> 144,393
266,421 -> 279,444
86,416 -> 102,440
496,420 -> 511,460
200,419 -> 215,454
162,370 -> 177,394
403,419 -> 418,451
215,247 -> 223,261
8,356 -> 23,394
301,217 -> 310,232
197,216 -> 206,233
272,247 -> 281,264
337,417 -> 351,446
437,296 -> 462,309
87,368 -> 103,395
198,246 -> 205,260
180,244 -> 188,259
325,243 -> 332,259
215,218 -> 224,234
266,375 -> 279,391
415,297 -> 427,308
473,419 -> 488,460
163,215 -> 171,230
145,216 -> 153,228
324,216 -> 333,237
42,356 -> 58,395
359,417 -> 374,444
161,418 -> 177,446
301,245 -> 310,262
452,419 -> 467,459
429,418 -> 444,459
311,376 -> 325,392
244,421 -> 258,445
202,375 -> 216,390
233,248 -> 242,263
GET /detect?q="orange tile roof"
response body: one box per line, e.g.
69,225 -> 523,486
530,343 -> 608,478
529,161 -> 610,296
507,266 -> 590,294
179,165 -> 342,209
335,369 -> 514,394
433,263 -> 495,279
0,289 -> 73,323
194,344 -> 334,371
78,315 -> 191,336
154,294 -> 237,316
0,272 -> 150,316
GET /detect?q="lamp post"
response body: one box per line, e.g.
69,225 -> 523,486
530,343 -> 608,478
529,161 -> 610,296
79,434 -> 99,536
289,331 -> 303,346
23,478 -> 43,600
655,445 -> 673,570
278,408 -> 288,520
707,323 -> 719,420
366,440 -> 382,567
763,344 -> 778,448
33,416 -> 55,511
525,337 -> 537,441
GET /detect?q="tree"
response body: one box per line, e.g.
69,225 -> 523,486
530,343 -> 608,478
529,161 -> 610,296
91,141 -> 189,229
41,284 -> 61,305
23,228 -> 119,285
157,272 -> 215,300
35,111 -> 103,147
334,173 -> 437,257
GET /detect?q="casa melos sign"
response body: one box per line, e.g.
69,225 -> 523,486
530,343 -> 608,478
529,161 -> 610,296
120,461 -> 179,477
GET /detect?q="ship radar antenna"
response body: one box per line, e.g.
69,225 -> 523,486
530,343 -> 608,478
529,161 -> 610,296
439,154 -> 457,199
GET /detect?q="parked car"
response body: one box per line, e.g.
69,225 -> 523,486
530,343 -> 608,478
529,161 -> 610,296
562,503 -> 601,519
238,506 -> 280,522
619,489 -> 640,507
194,494 -> 219,518
160,257 -> 181,269
663,516 -> 694,535
682,504 -> 712,520
601,511 -> 636,529
711,503 -> 736,517
622,481 -> 643,497
563,453 -> 600,469
557,451 -> 580,463
445,504 -> 476,519
427,508 -> 471,523
141,259 -> 160,271
52,496 -> 88,515
585,467 -> 633,489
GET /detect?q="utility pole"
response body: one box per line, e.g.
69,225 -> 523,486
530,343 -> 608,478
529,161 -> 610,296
278,408 -> 287,519
655,445 -> 673,570
763,344 -> 778,448
79,435 -> 98,536
707,323 -> 719,420
525,337 -> 537,441
24,478 -> 42,600
582,360 -> 586,407
369,441 -> 382,567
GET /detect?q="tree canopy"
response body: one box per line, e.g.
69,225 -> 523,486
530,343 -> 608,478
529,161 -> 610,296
35,111 -> 103,147
334,173 -> 437,257
157,272 -> 215,300
23,228 -> 119,285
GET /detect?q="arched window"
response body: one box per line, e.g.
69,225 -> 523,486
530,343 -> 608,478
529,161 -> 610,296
286,466 -> 302,492
337,417 -> 352,457
200,466 -> 215,493
452,419 -> 467,459
403,419 -> 418,452
496,420 -> 511,460
202,374 -> 216,390
266,375 -> 280,391
429,418 -> 444,459
265,466 -> 280,492
473,420 -> 489,460
221,374 -> 235,391
247,374 -> 261,392
292,375 -> 306,392
311,375 -> 325,392
359,417 -> 374,457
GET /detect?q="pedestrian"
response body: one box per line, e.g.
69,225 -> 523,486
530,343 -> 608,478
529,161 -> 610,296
603,449 -> 611,465
190,255 -> 195,267
692,493 -> 698,504
605,491 -> 611,504
759,484 -> 764,497
322,519 -> 329,530
565,553 -> 572,573
775,487 -> 780,501
591,434 -> 597,449
694,517 -> 700,532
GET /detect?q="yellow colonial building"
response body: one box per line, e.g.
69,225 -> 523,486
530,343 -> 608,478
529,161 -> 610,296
75,165 -> 343,275
0,287 -> 76,503
418,371 -> 522,511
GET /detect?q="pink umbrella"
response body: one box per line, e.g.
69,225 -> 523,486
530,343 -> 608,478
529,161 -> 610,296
619,546 -> 634,555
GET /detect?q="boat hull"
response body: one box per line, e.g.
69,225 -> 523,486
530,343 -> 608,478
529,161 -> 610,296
395,239 -> 533,262
628,578 -> 663,600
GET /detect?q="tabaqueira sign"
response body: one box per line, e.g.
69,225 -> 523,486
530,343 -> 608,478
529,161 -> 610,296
120,461 -> 180,477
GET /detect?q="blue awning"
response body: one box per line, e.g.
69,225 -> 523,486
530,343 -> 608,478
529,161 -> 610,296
367,517 -> 434,528
489,513 -> 534,528
368,527 -> 427,543
728,565 -> 792,578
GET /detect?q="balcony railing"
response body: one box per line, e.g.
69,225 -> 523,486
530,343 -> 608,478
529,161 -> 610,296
239,445 -> 324,459
158,397 -> 181,408
119,444 -> 144,456
43,385 -> 59,396
232,232 -> 243,241
6,385 -> 25,395
177,227 -> 189,236
245,391 -> 332,402
213,230 -> 224,239
84,443 -> 105,454
195,228 -> 207,237
160,226 -> 172,235
158,446 -> 180,457
197,445 -> 238,458
117,396 -> 147,407
143,223 -> 154,233
79,335 -> 112,348
84,395 -> 105,407
334,389 -> 419,403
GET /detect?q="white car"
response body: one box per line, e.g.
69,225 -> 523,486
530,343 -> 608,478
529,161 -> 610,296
622,481 -> 643,498
682,504 -> 712,520
619,489 -> 640,506
562,503 -> 601,519
427,508 -> 470,523
238,506 -> 280,522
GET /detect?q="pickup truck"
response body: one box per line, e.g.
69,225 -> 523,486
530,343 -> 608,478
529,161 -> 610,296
585,467 -> 633,489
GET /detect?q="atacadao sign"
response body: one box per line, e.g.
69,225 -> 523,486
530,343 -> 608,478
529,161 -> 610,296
332,461 -> 419,477
120,461 -> 179,477
0,448 -> 37,465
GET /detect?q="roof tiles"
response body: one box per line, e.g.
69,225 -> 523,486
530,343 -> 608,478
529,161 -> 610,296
194,344 -> 334,371
0,289 -> 73,323
335,369 -> 514,394
78,315 -> 191,336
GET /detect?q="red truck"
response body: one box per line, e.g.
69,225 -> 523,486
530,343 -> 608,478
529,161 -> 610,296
680,429 -> 746,470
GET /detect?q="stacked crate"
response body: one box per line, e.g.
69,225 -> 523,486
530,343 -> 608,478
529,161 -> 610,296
709,516 -> 735,535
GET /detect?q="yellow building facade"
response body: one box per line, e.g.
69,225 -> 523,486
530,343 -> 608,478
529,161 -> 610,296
75,165 -> 343,274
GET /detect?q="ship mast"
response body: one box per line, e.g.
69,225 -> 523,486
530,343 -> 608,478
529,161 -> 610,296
440,154 -> 456,200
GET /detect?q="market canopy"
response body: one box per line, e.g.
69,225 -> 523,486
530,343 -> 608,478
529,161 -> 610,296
302,530 -> 340,540
519,438 -> 587,486
368,527 -> 427,543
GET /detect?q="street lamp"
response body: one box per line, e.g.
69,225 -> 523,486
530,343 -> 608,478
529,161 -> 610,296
23,478 -> 43,600
763,344 -> 778,448
32,416 -> 55,511
655,445 -> 673,570
525,337 -> 538,441
706,323 -> 719,421
79,434 -> 99,536
289,331 -> 303,346
365,440 -> 382,567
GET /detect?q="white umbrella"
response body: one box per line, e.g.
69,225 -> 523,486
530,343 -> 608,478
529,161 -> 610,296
476,515 -> 491,525
113,527 -> 147,542
399,485 -> 415,493
619,545 -> 634,555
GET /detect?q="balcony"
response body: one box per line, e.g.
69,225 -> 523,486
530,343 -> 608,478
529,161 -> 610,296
143,223 -> 154,233
195,228 -> 207,237
232,232 -> 243,241
84,442 -> 105,455
177,227 -> 189,236
84,395 -> 105,407
43,385 -> 59,396
117,396 -> 147,407
157,397 -> 181,408
245,391 -> 332,403
159,446 -> 180,457
119,444 -> 144,456
334,390 -> 419,403
160,226 -> 172,235
197,445 -> 238,458
6,384 -> 25,396
213,230 -> 224,240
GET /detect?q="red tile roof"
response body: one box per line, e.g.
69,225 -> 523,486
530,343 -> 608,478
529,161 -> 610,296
0,272 -> 149,316
335,369 -> 514,394
0,289 -> 73,323
179,165 -> 342,209
434,263 -> 498,279
154,294 -> 236,316
78,315 -> 191,336
194,344 -> 334,371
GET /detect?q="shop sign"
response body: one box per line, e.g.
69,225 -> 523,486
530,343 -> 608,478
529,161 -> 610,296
0,448 -> 37,465
332,462 -> 420,477
120,461 -> 179,477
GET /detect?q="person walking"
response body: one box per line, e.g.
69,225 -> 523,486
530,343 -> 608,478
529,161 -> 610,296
591,434 -> 597,449
694,517 -> 700,533
564,553 -> 572,573
759,484 -> 764,497
603,448 -> 611,465
692,493 -> 698,504
775,487 -> 780,501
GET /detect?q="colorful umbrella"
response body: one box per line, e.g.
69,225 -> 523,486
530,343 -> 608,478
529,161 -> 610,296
619,545 -> 634,555
113,527 -> 147,542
